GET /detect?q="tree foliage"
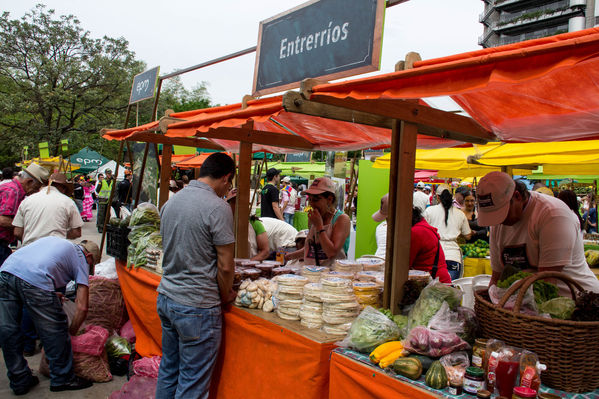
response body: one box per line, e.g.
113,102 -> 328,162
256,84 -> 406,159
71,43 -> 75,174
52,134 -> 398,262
0,5 -> 144,163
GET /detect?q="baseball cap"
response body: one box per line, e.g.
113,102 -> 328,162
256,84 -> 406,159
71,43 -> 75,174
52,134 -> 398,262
282,176 -> 291,183
476,171 -> 516,227
436,184 -> 450,196
79,240 -> 101,265
305,177 -> 336,195
416,181 -> 425,189
372,193 -> 389,222
23,163 -> 50,185
424,185 -> 431,191
266,168 -> 281,181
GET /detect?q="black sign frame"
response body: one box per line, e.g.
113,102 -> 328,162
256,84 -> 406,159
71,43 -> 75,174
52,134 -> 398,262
129,66 -> 160,105
252,0 -> 385,96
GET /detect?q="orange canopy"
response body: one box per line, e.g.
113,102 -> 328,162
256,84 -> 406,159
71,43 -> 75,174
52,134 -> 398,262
175,153 -> 231,168
309,28 -> 599,143
103,96 -> 461,152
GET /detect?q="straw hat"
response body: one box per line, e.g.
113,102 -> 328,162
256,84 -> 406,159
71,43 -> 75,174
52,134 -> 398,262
23,163 -> 50,185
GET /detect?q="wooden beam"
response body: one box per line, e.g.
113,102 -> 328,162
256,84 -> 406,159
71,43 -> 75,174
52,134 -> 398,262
126,132 -> 225,151
283,91 -> 492,145
308,95 -> 495,144
236,142 -> 252,258
159,144 -> 172,209
201,127 -> 314,151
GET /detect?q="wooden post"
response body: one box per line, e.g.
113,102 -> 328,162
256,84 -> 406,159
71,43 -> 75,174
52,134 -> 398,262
236,142 -> 252,257
159,144 -> 172,209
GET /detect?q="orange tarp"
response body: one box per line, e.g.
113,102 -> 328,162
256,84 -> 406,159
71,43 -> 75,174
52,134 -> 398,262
115,261 -> 162,357
209,307 -> 335,399
329,352 -> 437,399
310,28 -> 599,143
115,260 -> 334,398
103,96 -> 461,152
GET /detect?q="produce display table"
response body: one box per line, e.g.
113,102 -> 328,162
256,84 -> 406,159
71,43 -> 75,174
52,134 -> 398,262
330,348 -> 599,399
115,260 -> 337,398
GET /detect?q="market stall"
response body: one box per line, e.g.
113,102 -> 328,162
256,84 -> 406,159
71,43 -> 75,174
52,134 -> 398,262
101,27 -> 599,399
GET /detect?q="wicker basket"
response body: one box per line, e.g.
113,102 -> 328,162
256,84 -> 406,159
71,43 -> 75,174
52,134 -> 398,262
473,271 -> 599,393
106,225 -> 130,261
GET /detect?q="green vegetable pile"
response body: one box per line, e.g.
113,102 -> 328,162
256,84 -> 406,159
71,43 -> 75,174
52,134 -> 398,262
460,239 -> 489,258
497,271 -> 559,305
347,307 -> 401,353
378,308 -> 408,337
127,203 -> 161,268
407,281 -> 463,330
538,297 -> 576,320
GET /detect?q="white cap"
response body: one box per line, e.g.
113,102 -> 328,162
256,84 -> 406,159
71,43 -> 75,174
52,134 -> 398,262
416,181 -> 425,189
282,176 -> 291,183
476,171 -> 516,227
436,184 -> 450,196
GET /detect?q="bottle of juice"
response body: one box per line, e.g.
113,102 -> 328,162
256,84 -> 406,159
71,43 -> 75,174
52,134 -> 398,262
495,359 -> 520,397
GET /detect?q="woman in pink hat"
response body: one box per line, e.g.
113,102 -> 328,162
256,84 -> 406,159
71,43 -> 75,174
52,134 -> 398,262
286,177 -> 350,266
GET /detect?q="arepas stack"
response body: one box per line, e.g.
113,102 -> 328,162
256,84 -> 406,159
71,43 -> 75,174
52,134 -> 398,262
320,277 -> 360,336
275,274 -> 309,320
300,283 -> 323,328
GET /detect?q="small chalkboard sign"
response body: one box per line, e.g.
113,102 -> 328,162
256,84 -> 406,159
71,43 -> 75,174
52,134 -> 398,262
285,152 -> 312,162
129,66 -> 160,104
253,0 -> 385,96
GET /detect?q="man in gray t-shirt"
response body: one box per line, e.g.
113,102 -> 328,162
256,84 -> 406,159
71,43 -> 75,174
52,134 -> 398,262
156,152 -> 236,399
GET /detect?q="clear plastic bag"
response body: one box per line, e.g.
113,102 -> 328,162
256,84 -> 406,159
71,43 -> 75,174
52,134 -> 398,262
407,278 -> 463,330
489,283 -> 538,315
337,306 -> 401,353
404,325 -> 470,357
427,301 -> 465,335
128,202 -> 160,228
440,351 -> 470,385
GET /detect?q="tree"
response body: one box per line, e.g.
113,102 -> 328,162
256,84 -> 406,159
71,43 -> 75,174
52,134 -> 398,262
0,5 -> 145,164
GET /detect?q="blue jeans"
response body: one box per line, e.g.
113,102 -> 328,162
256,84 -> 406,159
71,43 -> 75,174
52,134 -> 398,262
283,212 -> 294,226
446,260 -> 463,281
0,272 -> 74,391
156,294 -> 222,399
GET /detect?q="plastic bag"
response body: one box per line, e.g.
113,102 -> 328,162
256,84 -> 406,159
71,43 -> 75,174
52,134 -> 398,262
133,356 -> 161,379
489,283 -> 538,315
108,375 -> 157,399
456,306 -> 480,345
120,320 -> 136,344
337,306 -> 401,353
105,335 -> 132,359
63,298 -> 77,328
94,257 -> 118,279
407,279 -> 463,330
71,325 -> 110,356
440,351 -> 470,385
404,326 -> 470,357
427,301 -> 464,335
128,202 -> 160,228
538,297 -> 575,320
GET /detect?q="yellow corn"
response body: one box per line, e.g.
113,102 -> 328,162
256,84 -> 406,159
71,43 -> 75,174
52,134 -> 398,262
379,349 -> 406,368
369,341 -> 404,364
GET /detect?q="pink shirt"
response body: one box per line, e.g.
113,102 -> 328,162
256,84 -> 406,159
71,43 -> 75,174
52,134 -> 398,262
0,179 -> 26,243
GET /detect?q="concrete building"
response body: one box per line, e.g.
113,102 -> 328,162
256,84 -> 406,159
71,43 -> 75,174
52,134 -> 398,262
479,0 -> 598,48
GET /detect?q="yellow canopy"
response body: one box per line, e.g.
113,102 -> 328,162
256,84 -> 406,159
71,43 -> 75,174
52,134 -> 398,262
17,157 -> 81,172
475,141 -> 599,175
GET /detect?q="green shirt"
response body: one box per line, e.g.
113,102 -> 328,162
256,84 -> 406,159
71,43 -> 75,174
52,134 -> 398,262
251,219 -> 266,236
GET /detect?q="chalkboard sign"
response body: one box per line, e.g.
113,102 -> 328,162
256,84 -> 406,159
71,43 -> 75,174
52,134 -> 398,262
285,152 -> 312,162
252,0 -> 385,96
129,66 -> 160,104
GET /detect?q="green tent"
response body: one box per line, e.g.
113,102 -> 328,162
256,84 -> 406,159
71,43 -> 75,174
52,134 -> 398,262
70,147 -> 110,173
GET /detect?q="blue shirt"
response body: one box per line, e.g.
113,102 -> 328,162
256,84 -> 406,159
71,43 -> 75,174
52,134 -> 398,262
1,236 -> 89,291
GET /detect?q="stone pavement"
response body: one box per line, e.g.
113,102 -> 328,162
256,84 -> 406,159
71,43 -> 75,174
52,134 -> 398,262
0,210 -> 129,398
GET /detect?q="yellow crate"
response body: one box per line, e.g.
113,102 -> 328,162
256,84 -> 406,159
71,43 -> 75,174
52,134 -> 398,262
463,257 -> 484,277
482,258 -> 492,275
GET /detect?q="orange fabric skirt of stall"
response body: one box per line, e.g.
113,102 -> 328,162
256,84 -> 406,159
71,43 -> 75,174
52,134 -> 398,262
210,306 -> 335,399
115,260 -> 163,357
329,352 -> 437,399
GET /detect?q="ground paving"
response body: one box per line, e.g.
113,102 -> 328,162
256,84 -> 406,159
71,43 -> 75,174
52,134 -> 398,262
0,210 -> 128,398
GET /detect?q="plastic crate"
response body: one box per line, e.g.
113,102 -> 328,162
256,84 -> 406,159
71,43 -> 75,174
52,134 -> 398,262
106,224 -> 130,261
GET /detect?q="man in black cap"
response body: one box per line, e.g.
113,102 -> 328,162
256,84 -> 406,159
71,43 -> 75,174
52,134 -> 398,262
260,168 -> 283,220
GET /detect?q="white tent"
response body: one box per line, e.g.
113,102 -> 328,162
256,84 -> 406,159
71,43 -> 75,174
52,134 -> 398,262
94,160 -> 126,180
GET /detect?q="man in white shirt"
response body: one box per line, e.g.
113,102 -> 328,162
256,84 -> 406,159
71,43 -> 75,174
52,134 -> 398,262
260,217 -> 298,251
477,171 -> 599,295
413,181 -> 430,213
13,173 -> 83,246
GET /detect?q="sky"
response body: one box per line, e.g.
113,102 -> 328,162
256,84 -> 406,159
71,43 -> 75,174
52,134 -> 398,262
2,0 -> 484,109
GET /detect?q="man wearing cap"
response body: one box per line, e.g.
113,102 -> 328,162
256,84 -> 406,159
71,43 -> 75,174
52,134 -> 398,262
413,181 -> 429,213
117,170 -> 133,212
260,168 -> 284,220
477,171 -> 599,294
0,237 -> 100,394
0,164 -> 49,265
13,172 -> 83,246
280,176 -> 297,225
